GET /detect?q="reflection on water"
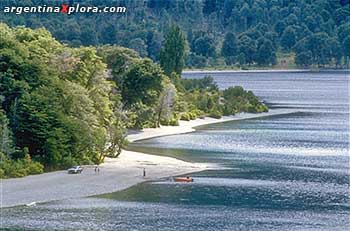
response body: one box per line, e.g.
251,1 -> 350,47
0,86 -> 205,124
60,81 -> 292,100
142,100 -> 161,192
2,71 -> 349,231
2,197 -> 349,231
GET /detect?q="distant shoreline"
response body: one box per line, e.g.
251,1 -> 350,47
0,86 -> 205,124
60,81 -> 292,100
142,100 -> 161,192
183,69 -> 350,74
1,109 -> 298,208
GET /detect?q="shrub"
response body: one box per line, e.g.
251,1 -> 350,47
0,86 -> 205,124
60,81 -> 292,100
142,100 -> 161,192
0,152 -> 44,178
190,109 -> 204,117
10,168 -> 27,178
180,112 -> 191,121
27,162 -> 44,175
258,104 -> 269,112
247,104 -> 257,113
208,110 -> 222,119
168,118 -> 179,126
188,112 -> 197,120
161,117 -> 179,126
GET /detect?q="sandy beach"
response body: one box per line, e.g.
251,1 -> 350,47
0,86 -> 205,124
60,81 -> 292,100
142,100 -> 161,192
1,109 -> 297,208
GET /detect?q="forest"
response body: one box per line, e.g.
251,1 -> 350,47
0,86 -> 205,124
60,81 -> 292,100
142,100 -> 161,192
0,24 -> 267,178
1,0 -> 349,69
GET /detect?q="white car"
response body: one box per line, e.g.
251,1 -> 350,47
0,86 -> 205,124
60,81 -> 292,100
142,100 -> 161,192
67,166 -> 83,174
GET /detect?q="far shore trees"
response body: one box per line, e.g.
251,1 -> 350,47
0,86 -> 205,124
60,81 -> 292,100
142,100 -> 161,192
221,32 -> 238,65
2,0 -> 348,69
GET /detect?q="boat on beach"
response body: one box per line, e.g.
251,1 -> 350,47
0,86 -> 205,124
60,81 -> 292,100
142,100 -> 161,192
174,177 -> 193,182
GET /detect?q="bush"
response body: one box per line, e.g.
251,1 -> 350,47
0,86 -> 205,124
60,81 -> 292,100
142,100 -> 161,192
9,167 -> 27,178
160,116 -> 179,126
222,86 -> 268,115
247,104 -> 257,113
0,152 -> 44,178
208,110 -> 222,119
181,76 -> 218,91
258,104 -> 269,112
180,112 -> 191,121
188,112 -> 197,120
0,169 -> 4,178
190,109 -> 204,117
168,118 -> 179,126
27,162 -> 44,175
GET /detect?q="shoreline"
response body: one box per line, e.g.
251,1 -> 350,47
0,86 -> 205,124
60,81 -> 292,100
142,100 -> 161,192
183,69 -> 307,73
1,109 -> 298,208
127,109 -> 298,142
182,68 -> 350,73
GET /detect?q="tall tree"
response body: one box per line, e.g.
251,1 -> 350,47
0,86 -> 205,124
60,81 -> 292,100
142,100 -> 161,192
295,51 -> 313,67
238,35 -> 257,65
280,26 -> 296,51
193,35 -> 216,58
122,59 -> 164,108
256,39 -> 277,66
160,25 -> 186,76
221,32 -> 238,65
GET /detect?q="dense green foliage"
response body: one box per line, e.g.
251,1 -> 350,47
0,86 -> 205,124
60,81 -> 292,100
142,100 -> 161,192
177,77 -> 267,121
223,87 -> 268,114
160,25 -> 186,76
0,24 -> 128,176
0,151 -> 43,178
0,24 -> 267,178
1,0 -> 349,68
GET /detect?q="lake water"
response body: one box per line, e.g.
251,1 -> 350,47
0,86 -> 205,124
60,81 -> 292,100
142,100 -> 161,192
2,71 -> 349,231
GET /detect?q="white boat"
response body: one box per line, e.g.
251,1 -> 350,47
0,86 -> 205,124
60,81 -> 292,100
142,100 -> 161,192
26,202 -> 36,207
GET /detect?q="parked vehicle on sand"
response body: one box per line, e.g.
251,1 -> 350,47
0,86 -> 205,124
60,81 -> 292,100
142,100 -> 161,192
67,166 -> 83,174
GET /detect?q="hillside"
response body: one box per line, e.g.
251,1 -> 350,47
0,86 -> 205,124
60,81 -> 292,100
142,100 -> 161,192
1,0 -> 349,69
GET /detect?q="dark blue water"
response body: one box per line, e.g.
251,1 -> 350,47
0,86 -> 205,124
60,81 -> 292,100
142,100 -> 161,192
2,71 -> 349,231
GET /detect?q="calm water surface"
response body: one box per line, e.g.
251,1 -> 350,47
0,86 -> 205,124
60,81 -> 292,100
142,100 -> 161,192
2,71 -> 349,231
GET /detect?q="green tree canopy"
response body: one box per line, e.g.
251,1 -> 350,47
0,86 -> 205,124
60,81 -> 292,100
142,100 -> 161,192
280,26 -> 296,51
221,32 -> 238,65
160,25 -> 186,76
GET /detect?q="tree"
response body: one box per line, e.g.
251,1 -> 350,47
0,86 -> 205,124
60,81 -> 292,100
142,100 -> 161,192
156,80 -> 177,127
160,25 -> 186,76
0,107 -> 14,155
280,26 -> 296,51
306,32 -> 330,66
239,3 -> 251,31
0,25 -> 127,169
193,35 -> 216,58
274,20 -> 286,36
97,110 -> 128,161
221,32 -> 238,65
256,39 -> 277,66
122,59 -> 164,108
146,31 -> 162,61
238,35 -> 257,65
295,51 -> 313,68
203,0 -> 217,15
129,38 -> 148,57
343,35 -> 350,60
1,0 -> 349,68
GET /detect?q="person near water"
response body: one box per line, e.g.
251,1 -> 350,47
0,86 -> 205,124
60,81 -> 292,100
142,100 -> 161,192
143,168 -> 146,177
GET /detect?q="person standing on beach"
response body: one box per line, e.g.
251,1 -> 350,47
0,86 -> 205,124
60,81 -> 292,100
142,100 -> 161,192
95,165 -> 100,174
143,168 -> 146,178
